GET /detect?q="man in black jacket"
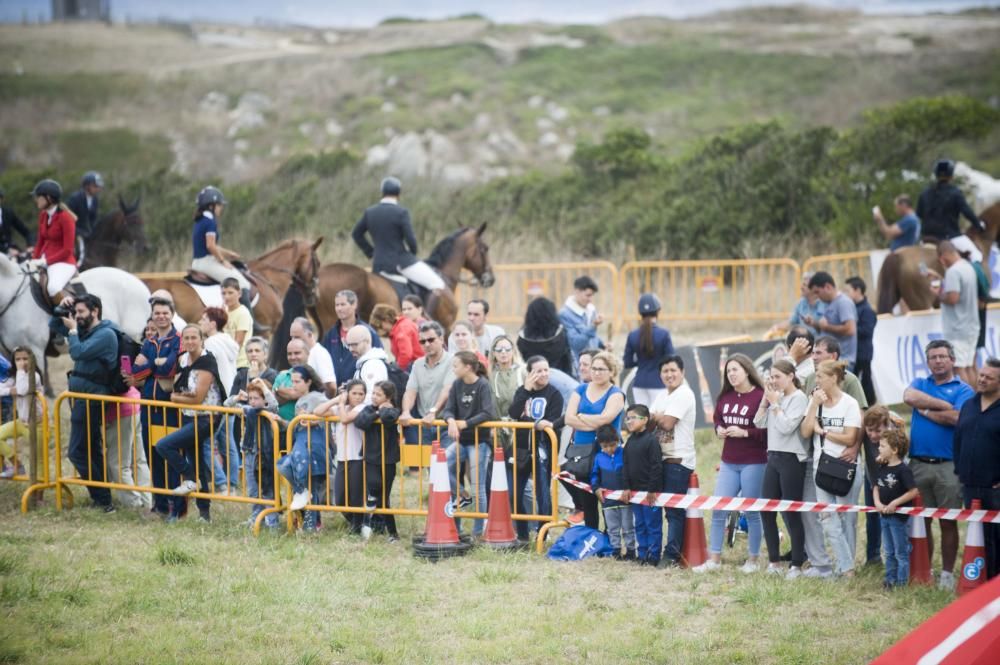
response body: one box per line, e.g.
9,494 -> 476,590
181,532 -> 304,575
0,187 -> 33,257
66,171 -> 103,241
351,176 -> 445,293
508,355 -> 564,541
846,276 -> 877,405
917,159 -> 985,261
622,404 -> 663,566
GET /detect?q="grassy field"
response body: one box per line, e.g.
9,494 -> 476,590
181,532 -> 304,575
0,427 -> 958,665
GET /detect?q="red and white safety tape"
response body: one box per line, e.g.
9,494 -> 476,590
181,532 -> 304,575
554,472 -> 1000,524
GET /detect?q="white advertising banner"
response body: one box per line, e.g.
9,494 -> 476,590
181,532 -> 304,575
872,307 -> 1000,405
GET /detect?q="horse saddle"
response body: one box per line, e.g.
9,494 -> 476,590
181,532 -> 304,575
27,263 -> 86,314
378,270 -> 430,305
183,264 -> 260,309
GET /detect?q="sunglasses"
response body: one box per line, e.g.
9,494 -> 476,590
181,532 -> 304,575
419,337 -> 438,345
493,346 -> 513,353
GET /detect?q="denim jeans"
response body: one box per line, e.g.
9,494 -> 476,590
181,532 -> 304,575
633,504 -> 663,562
709,462 -> 765,556
217,415 -> 242,489
506,442 -> 553,541
445,439 -> 491,536
815,464 -> 863,574
881,517 -> 910,586
142,404 -> 180,514
662,463 -> 692,562
154,415 -> 216,513
276,444 -> 310,494
68,398 -> 112,506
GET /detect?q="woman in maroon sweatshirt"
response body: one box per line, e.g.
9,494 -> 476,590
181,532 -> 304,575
693,353 -> 768,573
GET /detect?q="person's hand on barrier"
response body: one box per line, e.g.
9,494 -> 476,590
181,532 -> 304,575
447,418 -> 460,440
399,411 -> 413,424
595,488 -> 606,501
535,418 -> 553,431
883,502 -> 898,515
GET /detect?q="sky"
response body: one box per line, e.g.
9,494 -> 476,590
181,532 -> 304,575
2,0 -> 998,26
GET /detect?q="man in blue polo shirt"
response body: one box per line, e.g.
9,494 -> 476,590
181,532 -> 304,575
953,358 -> 1000,581
903,339 -> 975,591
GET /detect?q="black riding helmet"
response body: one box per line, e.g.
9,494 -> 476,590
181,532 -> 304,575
934,159 -> 955,179
197,185 -> 227,208
381,176 -> 402,197
81,171 -> 104,188
32,179 -> 62,202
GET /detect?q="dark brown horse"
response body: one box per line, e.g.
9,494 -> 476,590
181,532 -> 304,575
314,224 -> 494,333
78,195 -> 150,270
141,237 -> 323,330
876,202 -> 1000,313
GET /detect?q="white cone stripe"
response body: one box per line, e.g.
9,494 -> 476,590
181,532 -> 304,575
917,597 -> 1000,665
966,522 -> 985,547
910,517 -> 928,538
431,455 -> 450,494
490,458 -> 508,492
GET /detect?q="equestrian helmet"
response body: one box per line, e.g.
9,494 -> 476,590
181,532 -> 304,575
638,293 -> 661,315
934,159 -> 955,178
32,179 -> 62,201
81,171 -> 104,188
380,176 -> 402,196
197,185 -> 227,208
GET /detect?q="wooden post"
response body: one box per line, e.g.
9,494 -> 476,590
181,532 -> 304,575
27,352 -> 39,507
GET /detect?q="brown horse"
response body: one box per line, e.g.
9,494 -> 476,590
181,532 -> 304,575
142,237 -> 323,330
79,195 -> 150,270
314,224 -> 494,333
876,202 -> 1000,313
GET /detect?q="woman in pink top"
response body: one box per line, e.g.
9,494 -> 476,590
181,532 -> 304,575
694,353 -> 768,574
104,386 -> 153,509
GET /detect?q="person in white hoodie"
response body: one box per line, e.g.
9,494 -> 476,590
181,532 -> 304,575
347,325 -> 389,400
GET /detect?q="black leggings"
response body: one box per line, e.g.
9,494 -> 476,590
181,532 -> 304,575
335,459 -> 365,532
761,451 -> 806,566
562,481 -> 600,530
364,462 -> 398,537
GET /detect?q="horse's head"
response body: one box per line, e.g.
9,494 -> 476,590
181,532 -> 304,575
117,194 -> 150,255
292,237 -> 323,307
463,223 -> 495,288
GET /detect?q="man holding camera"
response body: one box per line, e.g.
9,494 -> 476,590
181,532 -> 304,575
50,293 -> 118,512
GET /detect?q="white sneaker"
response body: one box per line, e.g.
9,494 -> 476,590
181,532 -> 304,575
739,560 -> 759,574
802,566 -> 834,579
766,564 -> 784,576
939,571 -> 956,592
692,560 -> 721,573
171,480 -> 198,496
361,525 -> 373,541
290,490 -> 310,511
786,566 -> 803,580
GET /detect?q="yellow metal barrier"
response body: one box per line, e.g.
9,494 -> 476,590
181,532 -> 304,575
35,392 -> 283,535
282,415 -> 560,544
801,251 -> 873,293
0,386 -> 51,508
456,261 -> 619,330
618,259 -> 801,327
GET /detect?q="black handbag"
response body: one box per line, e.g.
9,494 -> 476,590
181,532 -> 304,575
813,406 -> 858,498
562,441 -> 597,481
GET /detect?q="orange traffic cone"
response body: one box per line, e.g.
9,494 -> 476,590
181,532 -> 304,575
957,499 -> 987,596
412,448 -> 472,560
680,472 -> 708,569
482,447 -> 520,549
908,496 -> 932,586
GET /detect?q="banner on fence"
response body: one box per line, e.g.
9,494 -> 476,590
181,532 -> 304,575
872,309 -> 1000,405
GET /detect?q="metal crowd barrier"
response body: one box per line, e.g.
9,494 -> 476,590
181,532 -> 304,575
455,261 -> 619,329
29,392 -> 284,535
0,390 -> 50,503
801,251 -> 874,293
282,414 -> 560,544
618,259 -> 801,328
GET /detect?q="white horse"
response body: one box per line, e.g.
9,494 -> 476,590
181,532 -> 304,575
0,257 -> 150,366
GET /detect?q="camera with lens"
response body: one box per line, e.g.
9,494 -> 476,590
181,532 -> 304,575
53,304 -> 71,318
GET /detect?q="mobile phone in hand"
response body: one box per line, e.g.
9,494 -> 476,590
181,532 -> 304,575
120,355 -> 132,375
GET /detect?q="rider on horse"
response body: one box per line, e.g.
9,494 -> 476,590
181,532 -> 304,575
190,185 -> 254,312
66,171 -> 103,262
351,177 -> 446,302
30,179 -> 79,301
917,159 -> 987,262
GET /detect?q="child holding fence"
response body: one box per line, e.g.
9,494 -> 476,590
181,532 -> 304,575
0,347 -> 45,479
873,429 -> 919,589
355,380 -> 401,541
225,378 -> 278,529
316,379 -> 368,535
591,424 -> 635,560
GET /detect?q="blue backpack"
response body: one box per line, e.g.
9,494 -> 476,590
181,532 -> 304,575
547,526 -> 614,561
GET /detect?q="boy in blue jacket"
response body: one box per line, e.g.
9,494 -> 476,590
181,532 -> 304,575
591,424 -> 635,560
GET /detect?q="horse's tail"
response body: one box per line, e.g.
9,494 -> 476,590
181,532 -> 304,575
876,251 -> 900,315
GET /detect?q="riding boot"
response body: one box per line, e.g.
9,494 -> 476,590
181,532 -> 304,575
242,288 -> 269,334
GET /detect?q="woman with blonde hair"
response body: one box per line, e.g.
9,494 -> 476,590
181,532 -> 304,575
801,359 -> 863,577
